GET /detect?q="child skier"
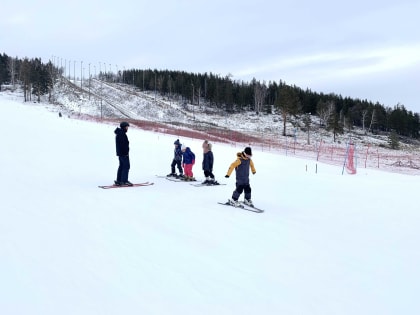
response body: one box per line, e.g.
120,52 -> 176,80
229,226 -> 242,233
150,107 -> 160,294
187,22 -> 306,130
202,140 -> 217,184
181,144 -> 196,181
225,147 -> 256,207
167,139 -> 184,178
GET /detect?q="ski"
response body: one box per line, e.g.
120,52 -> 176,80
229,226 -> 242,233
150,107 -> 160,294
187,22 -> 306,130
156,175 -> 177,178
165,177 -> 197,182
191,182 -> 226,187
239,201 -> 264,212
156,174 -> 185,179
98,182 -> 154,189
218,202 -> 264,213
156,175 -> 195,182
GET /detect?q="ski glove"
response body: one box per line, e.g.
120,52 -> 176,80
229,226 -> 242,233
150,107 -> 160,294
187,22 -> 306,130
225,175 -> 229,178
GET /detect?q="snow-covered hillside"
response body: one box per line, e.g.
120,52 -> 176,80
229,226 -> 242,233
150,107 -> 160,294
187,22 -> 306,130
46,78 -> 420,175
0,91 -> 419,315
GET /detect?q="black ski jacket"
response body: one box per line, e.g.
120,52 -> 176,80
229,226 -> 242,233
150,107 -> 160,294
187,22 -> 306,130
115,127 -> 129,156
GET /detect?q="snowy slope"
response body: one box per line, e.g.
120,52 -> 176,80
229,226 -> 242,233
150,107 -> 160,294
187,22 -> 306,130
0,93 -> 419,315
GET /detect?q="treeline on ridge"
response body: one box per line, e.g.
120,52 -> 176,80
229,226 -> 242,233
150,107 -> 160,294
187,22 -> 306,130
1,53 -> 419,139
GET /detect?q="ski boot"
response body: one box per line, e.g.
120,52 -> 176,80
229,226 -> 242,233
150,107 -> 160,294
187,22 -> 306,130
243,199 -> 254,207
228,199 -> 240,207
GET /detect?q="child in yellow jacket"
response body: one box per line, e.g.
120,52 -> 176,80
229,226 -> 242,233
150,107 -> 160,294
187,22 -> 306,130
225,147 -> 256,207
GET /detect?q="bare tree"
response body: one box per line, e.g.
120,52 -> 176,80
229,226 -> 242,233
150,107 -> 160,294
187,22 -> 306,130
253,80 -> 267,114
327,106 -> 344,142
20,58 -> 31,102
361,109 -> 369,134
303,113 -> 312,144
368,108 -> 377,133
7,57 -> 16,87
317,100 -> 335,127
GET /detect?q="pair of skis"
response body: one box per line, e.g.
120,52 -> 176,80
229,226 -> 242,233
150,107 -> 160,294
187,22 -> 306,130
218,201 -> 264,213
165,177 -> 197,183
156,175 -> 192,182
98,182 -> 154,189
158,175 -> 226,187
191,182 -> 226,187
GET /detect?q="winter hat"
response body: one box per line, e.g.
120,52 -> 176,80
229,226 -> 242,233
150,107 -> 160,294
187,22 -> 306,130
174,139 -> 180,145
244,147 -> 252,156
181,144 -> 187,151
120,121 -> 130,128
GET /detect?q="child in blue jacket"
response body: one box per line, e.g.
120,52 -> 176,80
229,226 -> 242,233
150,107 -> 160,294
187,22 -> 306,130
181,144 -> 195,181
167,139 -> 184,177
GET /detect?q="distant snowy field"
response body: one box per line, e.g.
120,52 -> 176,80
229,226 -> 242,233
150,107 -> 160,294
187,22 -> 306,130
1,92 -> 419,315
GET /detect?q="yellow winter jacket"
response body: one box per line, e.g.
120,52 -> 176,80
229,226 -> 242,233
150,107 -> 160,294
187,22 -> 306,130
226,152 -> 256,184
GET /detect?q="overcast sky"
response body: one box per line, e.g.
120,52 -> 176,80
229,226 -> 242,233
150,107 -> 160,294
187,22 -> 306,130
2,0 -> 420,113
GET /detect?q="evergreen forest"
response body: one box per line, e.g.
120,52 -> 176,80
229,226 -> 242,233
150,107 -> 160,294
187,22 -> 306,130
1,53 -> 419,139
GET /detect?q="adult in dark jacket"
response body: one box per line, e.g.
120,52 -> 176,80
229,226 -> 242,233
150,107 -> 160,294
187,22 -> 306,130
114,121 -> 132,186
225,147 -> 256,207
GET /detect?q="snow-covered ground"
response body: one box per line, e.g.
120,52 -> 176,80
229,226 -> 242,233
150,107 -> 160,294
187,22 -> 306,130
1,92 -> 419,315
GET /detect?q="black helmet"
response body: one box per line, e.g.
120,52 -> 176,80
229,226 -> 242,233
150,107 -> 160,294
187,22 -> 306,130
120,121 -> 130,128
244,147 -> 252,156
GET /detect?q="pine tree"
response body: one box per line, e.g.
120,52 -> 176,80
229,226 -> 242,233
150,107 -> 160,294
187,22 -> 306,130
327,109 -> 344,142
276,85 -> 301,136
388,130 -> 400,150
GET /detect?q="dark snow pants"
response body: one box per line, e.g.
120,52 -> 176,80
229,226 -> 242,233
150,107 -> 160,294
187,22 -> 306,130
171,159 -> 183,175
117,155 -> 130,183
232,183 -> 251,201
204,170 -> 215,180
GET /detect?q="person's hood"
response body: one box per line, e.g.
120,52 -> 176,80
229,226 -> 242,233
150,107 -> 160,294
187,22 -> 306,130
237,152 -> 249,160
114,127 -> 125,135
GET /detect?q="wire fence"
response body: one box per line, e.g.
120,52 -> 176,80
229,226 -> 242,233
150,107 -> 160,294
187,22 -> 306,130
77,113 -> 420,175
